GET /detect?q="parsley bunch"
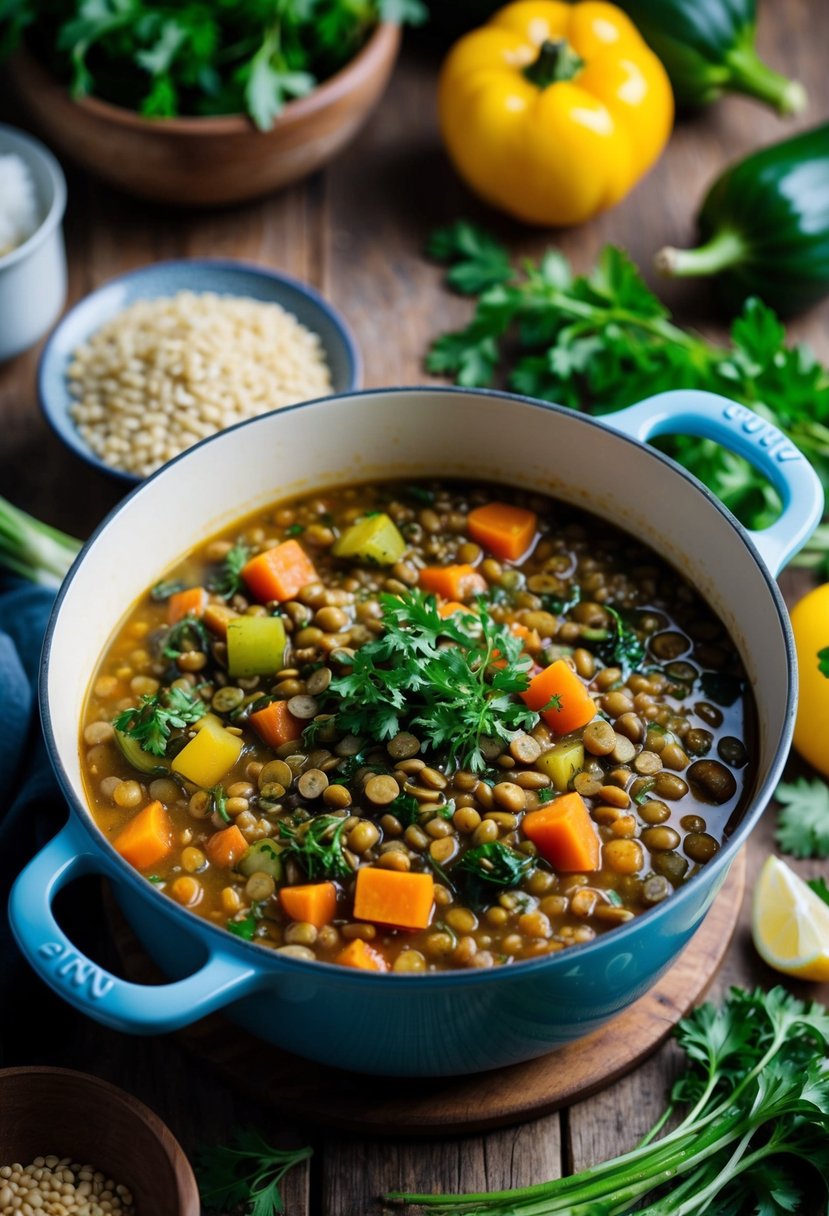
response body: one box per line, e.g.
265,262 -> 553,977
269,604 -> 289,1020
278,814 -> 352,880
207,539 -> 251,600
197,1127 -> 312,1216
112,684 -> 206,756
312,590 -> 538,772
775,777 -> 829,858
427,223 -> 829,569
388,986 -> 829,1215
1,0 -> 425,130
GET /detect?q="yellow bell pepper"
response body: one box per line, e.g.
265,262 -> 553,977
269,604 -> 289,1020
438,0 -> 673,226
172,715 -> 244,788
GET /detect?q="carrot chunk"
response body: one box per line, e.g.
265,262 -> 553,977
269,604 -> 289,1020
280,882 -> 337,929
522,792 -> 600,872
249,699 -> 303,750
167,586 -> 208,625
419,564 -> 487,601
205,824 -> 249,870
203,602 -> 239,638
113,800 -> 173,871
437,600 -> 476,619
353,868 -> 434,931
467,502 -> 537,561
522,658 -> 596,734
336,938 -> 388,971
242,540 -> 319,604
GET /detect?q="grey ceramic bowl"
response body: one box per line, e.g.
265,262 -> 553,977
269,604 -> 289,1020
0,123 -> 67,362
38,258 -> 362,484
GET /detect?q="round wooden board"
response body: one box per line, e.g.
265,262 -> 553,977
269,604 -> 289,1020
109,850 -> 745,1136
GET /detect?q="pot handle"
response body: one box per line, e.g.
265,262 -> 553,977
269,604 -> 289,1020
601,389 -> 823,577
9,820 -> 261,1034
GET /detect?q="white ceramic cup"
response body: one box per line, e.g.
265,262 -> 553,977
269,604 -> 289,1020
0,123 -> 67,362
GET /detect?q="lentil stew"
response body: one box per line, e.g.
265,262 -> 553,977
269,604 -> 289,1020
80,480 -> 755,973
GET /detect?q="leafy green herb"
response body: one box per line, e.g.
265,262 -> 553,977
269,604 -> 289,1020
818,646 -> 829,678
537,787 -> 554,803
149,578 -> 186,602
699,671 -> 744,707
210,784 -> 230,824
278,815 -> 352,880
775,777 -> 829,858
809,876 -> 829,906
387,986 -> 829,1216
632,778 -> 657,805
316,590 -> 537,771
387,791 -> 421,826
427,225 -> 829,568
579,605 -> 645,678
227,913 -> 257,941
197,1127 -> 312,1216
208,539 -> 251,600
404,484 -> 435,504
147,874 -> 165,885
285,523 -> 305,537
162,614 -> 210,659
112,685 -> 206,757
454,842 -> 533,908
2,0 -> 425,130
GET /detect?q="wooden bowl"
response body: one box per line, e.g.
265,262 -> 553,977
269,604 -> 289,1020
7,23 -> 401,206
0,1067 -> 200,1215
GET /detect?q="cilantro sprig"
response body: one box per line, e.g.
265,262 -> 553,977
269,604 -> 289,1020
112,685 -> 206,757
427,224 -> 829,569
197,1127 -> 312,1216
455,841 -> 534,909
388,986 -> 829,1215
775,777 -> 829,858
278,815 -> 352,880
207,539 -> 251,600
311,590 -> 537,771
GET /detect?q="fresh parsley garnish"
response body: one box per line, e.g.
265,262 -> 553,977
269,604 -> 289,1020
227,913 -> 257,941
150,578 -> 186,602
580,605 -> 645,678
285,523 -> 305,537
537,787 -> 554,803
112,685 -> 206,757
278,815 -> 352,880
162,614 -> 210,659
455,842 -> 533,908
775,777 -> 829,858
197,1127 -> 312,1216
317,590 -> 537,771
427,226 -> 829,569
387,791 -> 421,826
388,986 -> 829,1215
208,539 -> 251,600
210,784 -> 230,824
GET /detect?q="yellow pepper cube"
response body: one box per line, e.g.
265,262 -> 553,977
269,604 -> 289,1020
332,513 -> 406,566
226,615 -> 286,677
537,740 -> 584,792
172,715 -> 243,787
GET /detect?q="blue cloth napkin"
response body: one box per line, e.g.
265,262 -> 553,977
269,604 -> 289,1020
0,580 -> 64,1040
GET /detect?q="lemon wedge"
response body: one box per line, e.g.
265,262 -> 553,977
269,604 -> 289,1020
752,855 -> 829,981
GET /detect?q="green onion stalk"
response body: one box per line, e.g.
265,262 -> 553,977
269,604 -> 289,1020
0,495 -> 82,588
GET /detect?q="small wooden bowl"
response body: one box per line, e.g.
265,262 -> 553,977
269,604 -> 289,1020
0,1067 -> 200,1215
7,23 -> 400,206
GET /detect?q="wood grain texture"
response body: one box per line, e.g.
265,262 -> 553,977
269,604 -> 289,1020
1,3 -> 828,1213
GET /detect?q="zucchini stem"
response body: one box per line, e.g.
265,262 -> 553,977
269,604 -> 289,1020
655,230 -> 746,280
724,43 -> 806,116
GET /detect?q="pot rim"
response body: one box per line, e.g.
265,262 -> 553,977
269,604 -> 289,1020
12,22 -> 400,137
39,385 -> 796,987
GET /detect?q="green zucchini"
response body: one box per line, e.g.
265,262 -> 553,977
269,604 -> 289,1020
615,0 -> 805,115
656,124 -> 829,317
114,729 -> 170,776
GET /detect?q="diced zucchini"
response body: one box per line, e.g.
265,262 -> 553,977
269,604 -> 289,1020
237,839 -> 283,880
226,615 -> 286,677
172,715 -> 243,786
114,730 -> 170,776
537,740 -> 584,792
332,513 -> 406,566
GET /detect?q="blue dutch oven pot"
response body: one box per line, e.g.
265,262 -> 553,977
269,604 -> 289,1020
9,388 -> 823,1076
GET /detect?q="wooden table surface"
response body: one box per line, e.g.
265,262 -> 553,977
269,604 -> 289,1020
2,4 -> 828,1212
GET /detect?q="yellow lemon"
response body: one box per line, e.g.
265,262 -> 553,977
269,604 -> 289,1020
752,855 -> 829,981
791,582 -> 829,778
